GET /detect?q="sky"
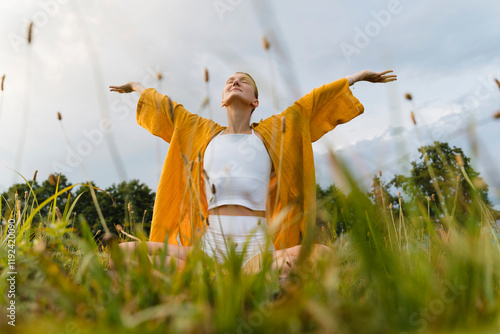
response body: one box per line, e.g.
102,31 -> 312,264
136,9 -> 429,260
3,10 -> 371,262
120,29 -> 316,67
1,0 -> 499,209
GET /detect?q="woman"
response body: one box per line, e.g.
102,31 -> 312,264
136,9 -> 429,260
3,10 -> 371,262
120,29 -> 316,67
109,70 -> 396,277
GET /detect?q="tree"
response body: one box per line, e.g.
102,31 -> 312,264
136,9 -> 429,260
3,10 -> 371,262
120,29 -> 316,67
388,141 -> 491,224
74,179 -> 155,237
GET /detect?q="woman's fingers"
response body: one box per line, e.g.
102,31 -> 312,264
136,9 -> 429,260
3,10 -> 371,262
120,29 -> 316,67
109,85 -> 128,93
378,71 -> 397,83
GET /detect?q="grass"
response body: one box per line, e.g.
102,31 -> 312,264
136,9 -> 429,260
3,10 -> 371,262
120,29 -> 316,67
1,143 -> 499,334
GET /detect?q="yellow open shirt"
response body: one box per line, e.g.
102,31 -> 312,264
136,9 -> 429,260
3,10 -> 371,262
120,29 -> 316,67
136,77 -> 363,250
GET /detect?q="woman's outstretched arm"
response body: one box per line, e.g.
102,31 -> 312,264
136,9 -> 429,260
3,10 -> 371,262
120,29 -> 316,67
109,81 -> 146,94
346,70 -> 397,86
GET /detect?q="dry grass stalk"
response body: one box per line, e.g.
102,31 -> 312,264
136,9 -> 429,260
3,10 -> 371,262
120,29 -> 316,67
27,22 -> 34,44
495,78 -> 500,90
262,36 -> 270,50
16,199 -> 21,211
55,207 -> 62,221
410,111 -> 416,125
116,224 -> 139,241
455,154 -> 464,168
1,74 -> 5,91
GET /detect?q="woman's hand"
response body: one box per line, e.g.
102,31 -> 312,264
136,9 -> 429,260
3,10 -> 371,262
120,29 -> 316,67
109,82 -> 146,94
347,70 -> 397,86
360,70 -> 397,83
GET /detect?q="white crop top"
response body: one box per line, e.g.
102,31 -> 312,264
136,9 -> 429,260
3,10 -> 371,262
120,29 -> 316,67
203,128 -> 272,211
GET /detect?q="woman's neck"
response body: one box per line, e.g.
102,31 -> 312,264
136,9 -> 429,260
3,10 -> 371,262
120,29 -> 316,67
225,105 -> 252,134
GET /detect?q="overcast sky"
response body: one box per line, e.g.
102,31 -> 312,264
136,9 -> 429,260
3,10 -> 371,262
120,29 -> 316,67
1,0 -> 499,208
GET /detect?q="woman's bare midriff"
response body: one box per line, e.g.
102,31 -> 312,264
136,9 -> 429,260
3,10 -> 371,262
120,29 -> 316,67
209,205 -> 266,217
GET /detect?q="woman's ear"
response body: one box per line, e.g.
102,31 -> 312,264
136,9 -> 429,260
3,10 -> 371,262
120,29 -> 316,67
251,99 -> 259,109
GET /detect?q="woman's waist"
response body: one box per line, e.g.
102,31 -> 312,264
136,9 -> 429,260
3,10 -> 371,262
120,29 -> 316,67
209,205 -> 265,217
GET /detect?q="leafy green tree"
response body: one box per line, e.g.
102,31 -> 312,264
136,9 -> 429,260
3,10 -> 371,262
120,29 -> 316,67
389,141 -> 491,224
74,179 -> 155,237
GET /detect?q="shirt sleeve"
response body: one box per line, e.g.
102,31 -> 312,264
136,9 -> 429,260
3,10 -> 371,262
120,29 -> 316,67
286,78 -> 365,142
136,88 -> 200,143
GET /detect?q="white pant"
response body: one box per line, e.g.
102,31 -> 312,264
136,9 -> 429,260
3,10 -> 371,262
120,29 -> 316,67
200,215 -> 275,267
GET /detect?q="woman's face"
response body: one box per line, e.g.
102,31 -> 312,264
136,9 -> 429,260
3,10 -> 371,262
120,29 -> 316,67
222,73 -> 258,108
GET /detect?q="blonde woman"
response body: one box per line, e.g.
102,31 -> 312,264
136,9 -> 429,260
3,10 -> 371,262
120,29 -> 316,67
109,70 -> 396,278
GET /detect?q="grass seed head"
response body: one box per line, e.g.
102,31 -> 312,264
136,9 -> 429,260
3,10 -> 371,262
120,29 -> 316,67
495,78 -> 500,90
33,239 -> 46,253
379,170 -> 382,177
16,199 -> 21,211
410,111 -> 416,125
48,174 -> 57,186
405,93 -> 412,101
204,68 -> 209,82
281,116 -> 286,133
262,36 -> 270,50
455,154 -> 464,168
57,112 -> 62,121
389,203 -> 393,209
472,177 -> 486,189
156,71 -> 163,81
1,74 -> 5,91
432,194 -> 435,201
493,111 -> 500,119
24,191 -> 28,199
27,22 -> 34,44
55,207 -> 62,221
33,170 -> 38,181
